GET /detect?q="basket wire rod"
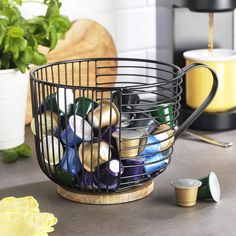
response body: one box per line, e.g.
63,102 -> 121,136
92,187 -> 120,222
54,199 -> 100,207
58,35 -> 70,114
105,90 -> 113,192
79,62 -> 81,97
96,65 -> 179,76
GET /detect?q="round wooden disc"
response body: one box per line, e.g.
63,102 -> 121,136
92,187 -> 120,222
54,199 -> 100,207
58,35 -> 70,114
57,181 -> 154,205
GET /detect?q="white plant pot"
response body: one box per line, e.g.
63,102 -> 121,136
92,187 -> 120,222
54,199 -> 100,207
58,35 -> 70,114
0,69 -> 29,150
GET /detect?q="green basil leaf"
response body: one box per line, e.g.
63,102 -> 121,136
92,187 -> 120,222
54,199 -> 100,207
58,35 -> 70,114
2,149 -> 20,163
13,143 -> 32,158
21,46 -> 33,65
32,50 -> 47,65
7,26 -> 24,38
49,27 -> 57,50
46,0 -> 60,19
13,0 -> 22,5
0,23 -> 6,45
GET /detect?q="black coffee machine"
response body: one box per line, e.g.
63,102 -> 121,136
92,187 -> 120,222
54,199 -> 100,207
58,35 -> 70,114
157,0 -> 236,131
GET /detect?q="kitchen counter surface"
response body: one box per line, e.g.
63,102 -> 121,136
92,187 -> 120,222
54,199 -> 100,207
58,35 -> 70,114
0,126 -> 236,236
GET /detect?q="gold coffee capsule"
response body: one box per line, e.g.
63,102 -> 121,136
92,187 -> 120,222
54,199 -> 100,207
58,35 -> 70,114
41,135 -> 63,166
152,124 -> 174,151
87,100 -> 120,129
31,112 -> 58,137
171,178 -> 202,207
79,141 -> 111,172
112,129 -> 144,158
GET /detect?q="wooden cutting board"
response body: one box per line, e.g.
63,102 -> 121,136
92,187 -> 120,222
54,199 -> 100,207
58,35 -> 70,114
25,19 -> 117,124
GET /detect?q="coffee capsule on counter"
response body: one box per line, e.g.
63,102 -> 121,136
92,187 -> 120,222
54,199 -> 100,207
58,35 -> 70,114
151,103 -> 175,127
143,152 -> 167,174
61,148 -> 82,175
60,115 -> 93,147
55,166 -> 76,186
112,129 -> 144,158
151,124 -> 174,151
44,88 -> 74,114
121,158 -> 145,182
113,89 -> 140,111
78,141 -> 111,172
31,111 -> 58,136
75,97 -> 98,117
41,136 -> 63,165
95,159 -> 124,190
87,100 -> 120,129
131,112 -> 157,135
171,178 -> 202,207
197,171 -> 221,202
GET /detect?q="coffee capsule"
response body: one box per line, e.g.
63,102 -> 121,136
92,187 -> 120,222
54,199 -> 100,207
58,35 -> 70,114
112,129 -> 144,158
78,141 -> 111,172
31,111 -> 58,136
171,178 -> 202,207
143,152 -> 167,174
55,166 -> 76,186
121,158 -> 144,182
151,103 -> 175,127
131,112 -> 157,135
113,89 -> 140,111
60,115 -> 93,148
151,124 -> 174,151
197,171 -> 221,202
101,126 -> 119,147
87,100 -> 120,129
41,135 -> 63,165
75,97 -> 98,118
61,148 -> 82,176
79,171 -> 97,189
120,112 -> 134,128
95,159 -> 124,190
139,136 -> 161,157
44,88 -> 74,114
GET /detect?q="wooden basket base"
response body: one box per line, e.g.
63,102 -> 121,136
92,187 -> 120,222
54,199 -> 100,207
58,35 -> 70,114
57,181 -> 154,205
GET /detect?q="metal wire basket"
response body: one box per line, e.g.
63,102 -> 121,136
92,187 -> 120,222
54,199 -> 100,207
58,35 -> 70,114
30,58 -> 218,193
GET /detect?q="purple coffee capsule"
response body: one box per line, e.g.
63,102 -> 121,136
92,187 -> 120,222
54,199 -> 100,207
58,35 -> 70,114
61,147 -> 82,176
101,126 -> 119,147
95,159 -> 124,190
121,158 -> 145,182
79,171 -> 97,189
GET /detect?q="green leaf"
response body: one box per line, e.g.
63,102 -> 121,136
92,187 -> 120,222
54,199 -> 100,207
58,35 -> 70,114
49,27 -> 57,50
0,23 -> 6,45
27,35 -> 38,49
13,0 -> 22,5
2,149 -> 20,163
13,143 -> 32,158
32,50 -> 47,65
53,15 -> 71,33
21,46 -> 33,65
45,0 -> 60,19
14,61 -> 26,73
7,26 -> 24,38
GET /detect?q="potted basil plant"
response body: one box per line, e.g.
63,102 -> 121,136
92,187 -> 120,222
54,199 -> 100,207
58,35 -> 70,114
0,0 -> 71,150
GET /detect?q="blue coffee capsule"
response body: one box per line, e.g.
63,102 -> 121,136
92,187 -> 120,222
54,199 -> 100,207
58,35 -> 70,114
61,147 -> 82,175
140,135 -> 161,157
60,115 -> 93,148
144,152 -> 167,174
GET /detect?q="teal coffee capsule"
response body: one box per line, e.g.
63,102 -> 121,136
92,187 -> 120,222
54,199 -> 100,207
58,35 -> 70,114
75,97 -> 98,117
151,103 -> 175,127
197,171 -> 221,202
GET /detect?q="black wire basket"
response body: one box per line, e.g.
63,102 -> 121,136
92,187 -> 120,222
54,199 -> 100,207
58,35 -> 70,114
30,58 -> 218,194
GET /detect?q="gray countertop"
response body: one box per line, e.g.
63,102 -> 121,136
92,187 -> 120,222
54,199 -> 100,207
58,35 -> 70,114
0,126 -> 236,236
